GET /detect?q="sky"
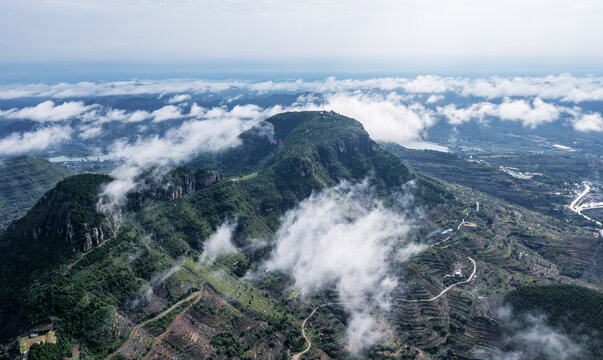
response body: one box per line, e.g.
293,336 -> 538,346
1,0 -> 603,78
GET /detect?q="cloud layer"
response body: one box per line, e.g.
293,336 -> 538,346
97,104 -> 285,211
3,74 -> 603,102
1,75 -> 601,163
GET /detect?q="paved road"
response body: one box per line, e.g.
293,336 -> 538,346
457,219 -> 465,230
568,183 -> 603,226
570,183 -> 590,212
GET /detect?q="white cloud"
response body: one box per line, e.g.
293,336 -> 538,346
438,98 -> 564,128
486,309 -> 585,360
188,103 -> 204,117
167,94 -> 191,103
0,80 -> 237,99
98,108 -> 152,123
573,113 -> 603,132
459,74 -> 603,102
511,316 -> 583,360
265,181 -> 423,353
127,110 -> 152,122
294,92 -> 435,143
0,126 -> 72,155
426,94 -> 443,104
200,221 -> 238,263
402,75 -> 453,93
107,105 -> 282,166
0,101 -> 156,126
0,100 -> 94,122
78,125 -> 102,139
497,98 -> 561,128
152,105 -> 182,122
323,92 -> 435,142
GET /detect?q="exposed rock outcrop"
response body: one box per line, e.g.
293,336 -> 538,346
127,167 -> 223,210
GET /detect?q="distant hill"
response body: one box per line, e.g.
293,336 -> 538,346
0,156 -> 75,228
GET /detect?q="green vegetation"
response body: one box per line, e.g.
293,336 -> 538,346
0,111 -> 600,359
211,332 -> 243,357
505,285 -> 603,336
28,342 -> 66,360
1,112 -> 427,357
506,285 -> 603,357
0,173 -> 114,340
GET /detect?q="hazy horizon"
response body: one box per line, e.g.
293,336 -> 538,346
1,59 -> 603,85
2,0 -> 603,84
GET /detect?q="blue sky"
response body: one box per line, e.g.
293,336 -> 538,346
1,0 -> 603,79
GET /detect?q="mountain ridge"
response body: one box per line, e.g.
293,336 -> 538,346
0,111 -> 599,359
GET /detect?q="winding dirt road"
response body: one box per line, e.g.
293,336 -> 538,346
291,305 -> 323,360
398,257 -> 476,303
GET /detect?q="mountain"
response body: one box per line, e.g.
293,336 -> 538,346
0,156 -> 75,228
0,111 -> 435,358
0,111 -> 600,360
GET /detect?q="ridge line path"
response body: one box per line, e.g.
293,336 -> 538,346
430,236 -> 451,248
106,290 -> 202,359
143,291 -> 203,360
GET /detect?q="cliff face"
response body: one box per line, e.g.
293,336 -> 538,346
196,169 -> 222,187
28,209 -> 118,253
127,167 -> 223,210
